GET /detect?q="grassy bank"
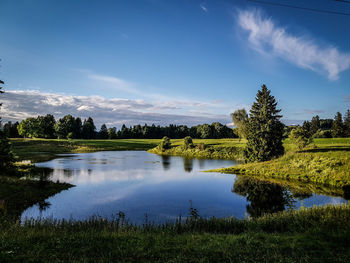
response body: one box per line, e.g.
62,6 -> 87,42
1,204 -> 349,262
209,138 -> 350,189
0,176 -> 72,219
148,138 -> 245,160
10,138 -> 161,162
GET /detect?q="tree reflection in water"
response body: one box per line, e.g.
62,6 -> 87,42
161,155 -> 171,170
232,176 -> 295,217
183,158 -> 193,172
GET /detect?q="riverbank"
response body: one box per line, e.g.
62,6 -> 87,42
10,138 -> 245,162
10,138 -> 161,162
209,138 -> 350,189
0,175 -> 72,219
1,204 -> 349,262
148,138 -> 245,160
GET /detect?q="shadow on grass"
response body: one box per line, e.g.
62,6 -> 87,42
301,146 -> 350,153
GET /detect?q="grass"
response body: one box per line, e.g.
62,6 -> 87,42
209,138 -> 350,189
0,204 -> 349,262
10,138 -> 161,162
0,175 -> 72,219
148,138 -> 246,160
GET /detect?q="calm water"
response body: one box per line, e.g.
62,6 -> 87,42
21,151 -> 347,223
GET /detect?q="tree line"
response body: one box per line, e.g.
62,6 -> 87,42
3,114 -> 237,139
232,108 -> 350,141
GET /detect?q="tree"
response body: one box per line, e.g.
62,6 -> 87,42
231,108 -> 248,140
344,109 -> 350,137
37,114 -> 56,138
159,136 -> 171,151
0,79 -> 15,175
332,112 -> 345,138
183,136 -> 194,150
310,115 -> 320,136
244,85 -> 284,162
54,115 -> 76,139
82,117 -> 96,139
107,127 -> 117,139
74,117 -> 83,139
289,126 -> 313,150
98,124 -> 108,139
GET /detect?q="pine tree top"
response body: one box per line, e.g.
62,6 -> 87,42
250,84 -> 282,121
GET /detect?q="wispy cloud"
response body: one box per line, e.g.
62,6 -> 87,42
200,3 -> 208,13
237,9 -> 350,80
87,73 -> 139,94
294,109 -> 325,115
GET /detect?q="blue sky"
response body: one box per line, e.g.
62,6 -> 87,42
1,0 -> 350,128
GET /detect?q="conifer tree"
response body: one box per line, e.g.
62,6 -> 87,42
0,79 -> 15,174
332,112 -> 345,138
344,109 -> 350,137
244,85 -> 284,162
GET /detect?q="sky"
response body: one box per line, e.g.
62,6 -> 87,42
1,0 -> 350,128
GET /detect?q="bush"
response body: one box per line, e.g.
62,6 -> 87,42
313,129 -> 332,138
183,136 -> 194,150
159,136 -> 171,151
67,132 -> 74,139
289,126 -> 313,150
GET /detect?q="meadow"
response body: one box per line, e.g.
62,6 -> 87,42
1,204 -> 350,262
211,138 -> 350,189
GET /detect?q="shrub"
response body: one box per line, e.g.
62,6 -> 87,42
183,136 -> 194,150
289,126 -> 313,150
159,136 -> 171,151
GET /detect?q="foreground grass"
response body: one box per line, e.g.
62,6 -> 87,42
210,138 -> 350,189
1,205 -> 349,262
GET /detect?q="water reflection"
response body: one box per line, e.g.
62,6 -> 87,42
20,151 -> 348,223
161,155 -> 171,170
233,176 -> 295,217
183,158 -> 193,172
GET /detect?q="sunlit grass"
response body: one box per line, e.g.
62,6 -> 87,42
211,138 -> 350,188
1,204 -> 349,262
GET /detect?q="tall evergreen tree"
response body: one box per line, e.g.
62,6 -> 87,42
0,79 -> 15,174
82,117 -> 96,139
332,112 -> 345,138
244,85 -> 284,162
310,115 -> 320,135
344,109 -> 350,137
98,124 -> 108,139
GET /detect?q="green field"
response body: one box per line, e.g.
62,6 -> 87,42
10,138 -> 161,162
211,138 -> 350,189
1,204 -> 350,262
10,138 -> 245,162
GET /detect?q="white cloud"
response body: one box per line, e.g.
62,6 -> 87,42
238,9 -> 350,80
1,90 -> 232,128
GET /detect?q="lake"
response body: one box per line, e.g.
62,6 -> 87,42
21,151 -> 348,223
